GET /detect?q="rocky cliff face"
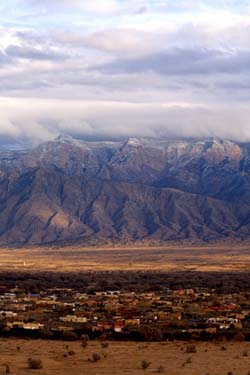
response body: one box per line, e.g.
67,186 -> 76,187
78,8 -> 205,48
0,136 -> 249,246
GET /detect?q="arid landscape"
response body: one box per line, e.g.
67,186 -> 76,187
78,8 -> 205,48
2,1 -> 250,374
0,243 -> 249,375
0,339 -> 250,375
0,244 -> 249,272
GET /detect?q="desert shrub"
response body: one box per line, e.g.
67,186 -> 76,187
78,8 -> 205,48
82,340 -> 88,348
141,360 -> 151,370
157,365 -> 165,373
186,344 -> 197,353
101,342 -> 109,349
81,333 -> 89,341
2,364 -> 10,374
90,353 -> 101,362
81,334 -> 89,348
242,350 -> 248,357
186,357 -> 192,364
68,350 -> 75,356
139,325 -> 163,341
61,331 -> 78,341
233,332 -> 245,342
27,358 -> 43,370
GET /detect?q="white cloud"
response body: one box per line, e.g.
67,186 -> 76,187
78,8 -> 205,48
57,0 -> 120,15
26,0 -> 147,16
0,97 -> 250,143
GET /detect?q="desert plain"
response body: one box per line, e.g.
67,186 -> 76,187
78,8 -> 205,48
0,243 -> 249,272
0,339 -> 250,375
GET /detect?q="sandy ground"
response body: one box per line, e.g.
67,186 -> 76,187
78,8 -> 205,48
0,244 -> 249,272
0,339 -> 249,375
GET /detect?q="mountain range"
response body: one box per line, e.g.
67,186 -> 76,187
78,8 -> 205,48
0,135 -> 249,246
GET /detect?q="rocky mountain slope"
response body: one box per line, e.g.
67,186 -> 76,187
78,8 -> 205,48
0,135 -> 249,246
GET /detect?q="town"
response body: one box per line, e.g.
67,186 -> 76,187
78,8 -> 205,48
0,279 -> 250,342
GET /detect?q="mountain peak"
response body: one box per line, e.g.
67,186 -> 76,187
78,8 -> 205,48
126,137 -> 143,147
55,134 -> 77,144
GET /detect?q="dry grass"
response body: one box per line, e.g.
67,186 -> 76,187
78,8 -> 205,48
0,243 -> 249,272
0,339 -> 250,375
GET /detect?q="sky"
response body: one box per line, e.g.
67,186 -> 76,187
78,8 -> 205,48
1,0 -> 250,145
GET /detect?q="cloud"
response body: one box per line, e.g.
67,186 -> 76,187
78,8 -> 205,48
25,0 -> 147,16
5,44 -> 68,61
0,49 -> 10,66
24,0 -> 250,18
94,47 -> 250,76
0,97 -> 249,145
56,28 -> 162,57
0,1 -> 250,145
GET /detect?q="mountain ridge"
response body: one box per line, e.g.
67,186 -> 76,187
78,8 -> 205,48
0,136 -> 249,246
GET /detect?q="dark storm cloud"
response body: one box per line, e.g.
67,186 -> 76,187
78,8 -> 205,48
95,47 -> 250,76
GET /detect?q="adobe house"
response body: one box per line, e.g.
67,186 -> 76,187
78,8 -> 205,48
114,319 -> 125,332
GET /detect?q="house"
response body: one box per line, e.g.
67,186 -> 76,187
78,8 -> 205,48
219,324 -> 230,330
60,315 -> 88,323
3,293 -> 16,300
23,323 -> 44,330
114,319 -> 125,332
125,318 -> 140,326
0,311 -> 17,318
205,327 -> 216,334
7,321 -> 24,329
